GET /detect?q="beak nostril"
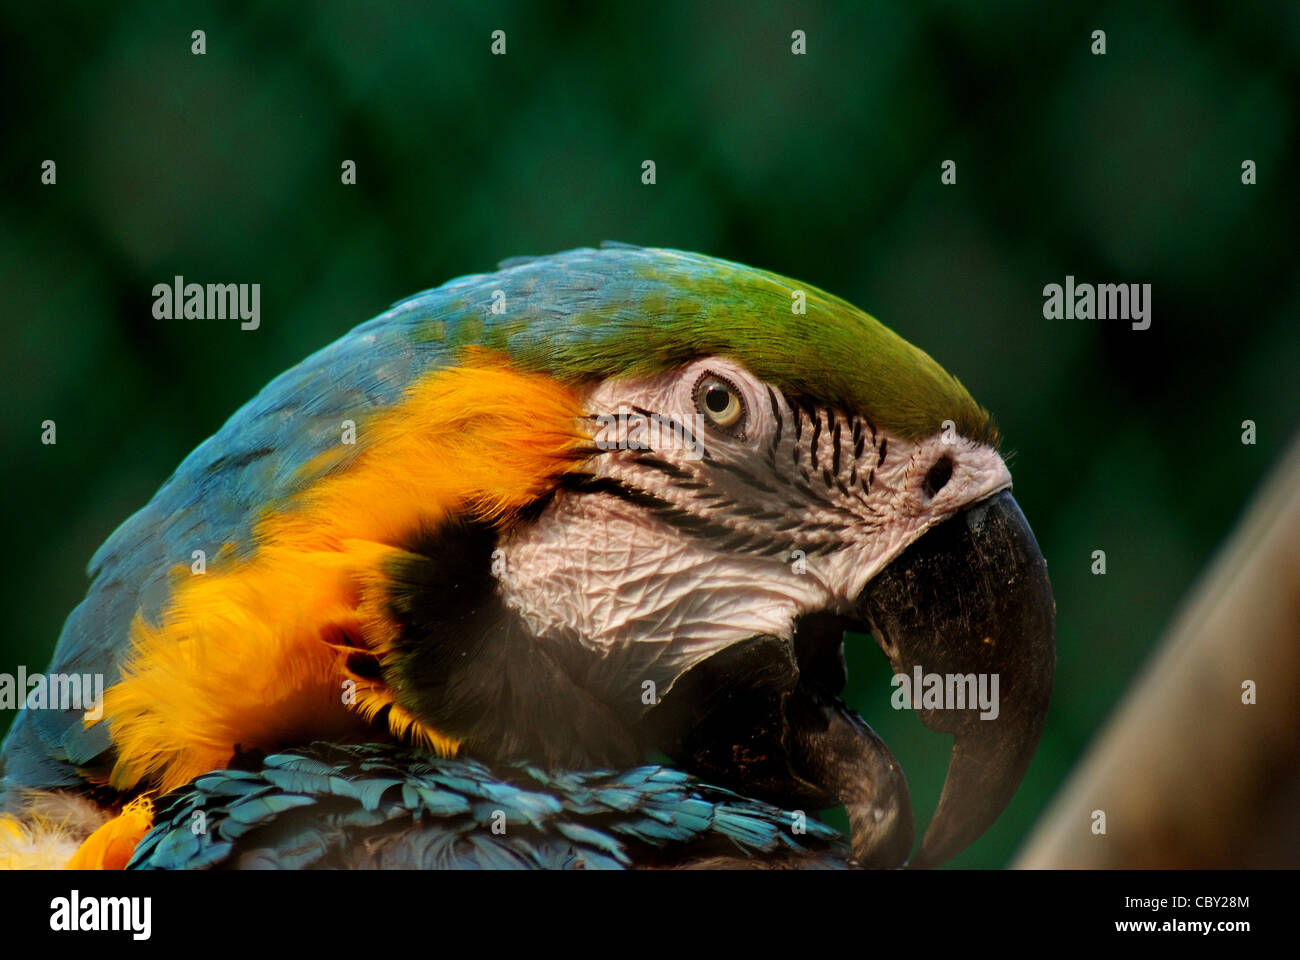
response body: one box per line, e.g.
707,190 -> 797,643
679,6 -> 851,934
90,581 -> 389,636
923,456 -> 954,498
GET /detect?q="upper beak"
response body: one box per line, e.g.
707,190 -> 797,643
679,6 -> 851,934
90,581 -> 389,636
857,489 -> 1056,867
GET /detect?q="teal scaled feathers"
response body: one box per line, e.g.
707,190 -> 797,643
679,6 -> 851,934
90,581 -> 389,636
127,743 -> 849,870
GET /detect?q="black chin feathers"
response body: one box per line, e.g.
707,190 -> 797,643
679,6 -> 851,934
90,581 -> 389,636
378,518 -> 641,770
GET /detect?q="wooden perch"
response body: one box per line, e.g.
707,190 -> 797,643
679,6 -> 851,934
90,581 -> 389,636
1016,430 -> 1300,868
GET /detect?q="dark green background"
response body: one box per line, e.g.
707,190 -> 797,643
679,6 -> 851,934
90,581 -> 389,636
2,1 -> 1297,866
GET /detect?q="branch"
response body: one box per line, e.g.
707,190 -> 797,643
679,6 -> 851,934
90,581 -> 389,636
1016,430 -> 1300,867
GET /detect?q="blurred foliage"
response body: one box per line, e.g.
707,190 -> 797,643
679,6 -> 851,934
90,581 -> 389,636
1,0 -> 1296,867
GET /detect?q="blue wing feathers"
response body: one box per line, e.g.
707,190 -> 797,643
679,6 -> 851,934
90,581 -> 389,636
127,742 -> 850,870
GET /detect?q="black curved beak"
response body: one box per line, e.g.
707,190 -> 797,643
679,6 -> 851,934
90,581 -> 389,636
857,489 -> 1056,867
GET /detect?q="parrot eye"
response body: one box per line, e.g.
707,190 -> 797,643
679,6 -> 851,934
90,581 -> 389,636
694,374 -> 746,432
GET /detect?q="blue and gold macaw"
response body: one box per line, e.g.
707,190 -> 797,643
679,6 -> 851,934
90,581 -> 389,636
0,245 -> 1054,869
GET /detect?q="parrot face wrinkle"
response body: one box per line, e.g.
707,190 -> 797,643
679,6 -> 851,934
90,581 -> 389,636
497,356 -> 1012,714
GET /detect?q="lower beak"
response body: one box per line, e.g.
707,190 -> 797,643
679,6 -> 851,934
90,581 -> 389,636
857,490 -> 1056,867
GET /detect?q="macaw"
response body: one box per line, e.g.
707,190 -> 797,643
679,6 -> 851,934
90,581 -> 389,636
0,244 -> 1054,869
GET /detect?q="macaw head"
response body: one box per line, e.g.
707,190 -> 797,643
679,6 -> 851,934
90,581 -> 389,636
80,245 -> 1053,869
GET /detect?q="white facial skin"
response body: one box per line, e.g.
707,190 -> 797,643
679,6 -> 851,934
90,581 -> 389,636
497,356 -> 1011,717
